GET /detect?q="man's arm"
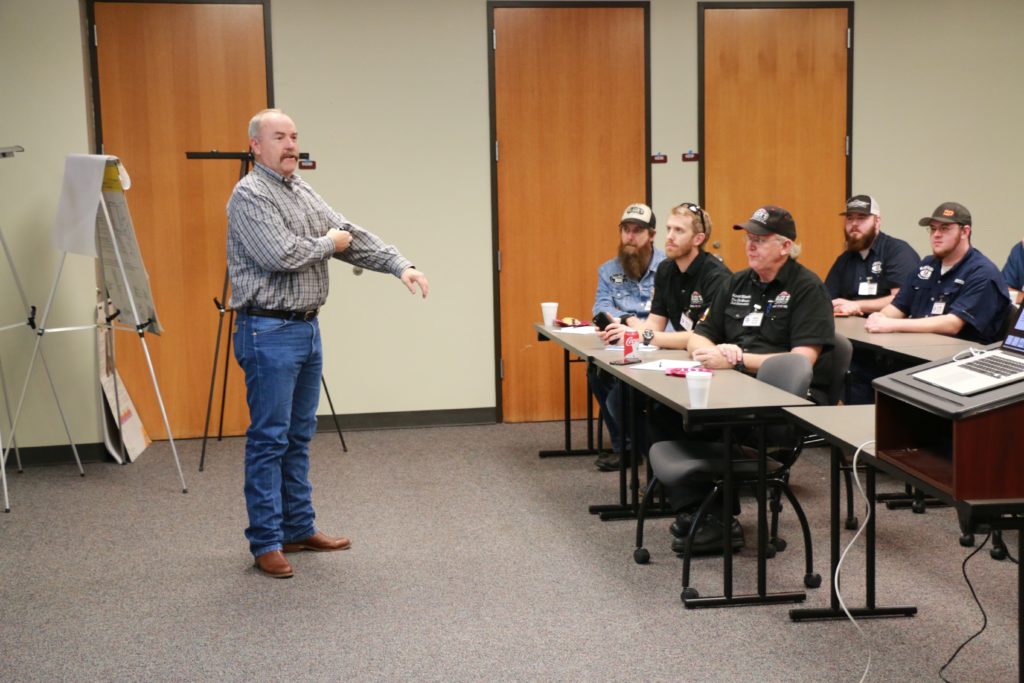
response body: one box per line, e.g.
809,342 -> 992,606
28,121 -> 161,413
593,264 -> 618,318
689,339 -> 820,372
865,309 -> 964,335
833,292 -> 898,317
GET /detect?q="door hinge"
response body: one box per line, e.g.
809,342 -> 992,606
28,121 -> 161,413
492,28 -> 497,50
847,28 -> 852,49
93,24 -> 98,47
499,358 -> 504,380
846,135 -> 850,156
494,140 -> 499,162
497,250 -> 501,272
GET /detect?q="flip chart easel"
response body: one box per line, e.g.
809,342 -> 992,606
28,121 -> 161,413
2,155 -> 187,511
0,146 -> 84,513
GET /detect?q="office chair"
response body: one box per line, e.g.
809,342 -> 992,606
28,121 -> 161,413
631,353 -> 821,597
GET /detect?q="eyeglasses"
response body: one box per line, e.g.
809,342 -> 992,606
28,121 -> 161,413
925,223 -> 961,235
680,202 -> 708,235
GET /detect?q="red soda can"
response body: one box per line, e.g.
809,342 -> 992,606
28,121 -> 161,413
623,329 -> 640,361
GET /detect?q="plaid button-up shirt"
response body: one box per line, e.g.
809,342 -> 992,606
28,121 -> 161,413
227,163 -> 412,311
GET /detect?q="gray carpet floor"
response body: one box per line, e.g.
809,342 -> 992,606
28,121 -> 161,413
0,422 -> 1017,682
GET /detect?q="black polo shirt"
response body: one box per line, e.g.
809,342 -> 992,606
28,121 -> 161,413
824,232 -> 919,301
695,257 -> 834,354
649,250 -> 731,332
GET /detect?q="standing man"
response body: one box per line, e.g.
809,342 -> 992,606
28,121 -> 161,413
228,109 -> 429,578
662,205 -> 833,553
588,203 -> 665,470
825,195 -> 919,317
865,202 -> 1009,341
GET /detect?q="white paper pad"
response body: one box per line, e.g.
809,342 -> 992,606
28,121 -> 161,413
632,359 -> 701,371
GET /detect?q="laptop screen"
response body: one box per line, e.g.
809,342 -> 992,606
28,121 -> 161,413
1003,307 -> 1024,352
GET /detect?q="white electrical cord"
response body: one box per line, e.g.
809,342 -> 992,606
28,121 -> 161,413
834,439 -> 876,683
951,346 -> 986,361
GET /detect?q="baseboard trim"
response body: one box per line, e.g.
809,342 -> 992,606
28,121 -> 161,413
11,408 -> 498,468
316,407 -> 497,432
6,442 -> 108,468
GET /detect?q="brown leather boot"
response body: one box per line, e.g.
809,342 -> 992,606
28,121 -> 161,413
254,550 -> 294,578
283,530 -> 352,553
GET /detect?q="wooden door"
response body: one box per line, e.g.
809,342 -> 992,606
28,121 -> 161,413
91,2 -> 270,439
492,5 -> 649,422
701,5 -> 850,277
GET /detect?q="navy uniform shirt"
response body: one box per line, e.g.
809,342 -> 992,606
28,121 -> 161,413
890,247 -> 1010,343
824,232 -> 919,301
649,251 -> 731,332
695,257 -> 834,354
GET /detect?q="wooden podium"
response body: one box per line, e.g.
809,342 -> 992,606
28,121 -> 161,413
875,391 -> 1024,503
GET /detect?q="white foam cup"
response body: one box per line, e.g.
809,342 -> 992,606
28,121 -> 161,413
687,369 -> 712,408
541,302 -> 558,327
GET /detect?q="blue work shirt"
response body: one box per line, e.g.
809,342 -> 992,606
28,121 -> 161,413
593,248 -> 666,319
825,232 -> 919,301
890,247 -> 1010,343
1001,240 -> 1024,290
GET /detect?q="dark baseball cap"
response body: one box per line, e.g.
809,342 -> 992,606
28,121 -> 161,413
733,205 -> 797,240
841,195 -> 880,216
918,202 -> 971,226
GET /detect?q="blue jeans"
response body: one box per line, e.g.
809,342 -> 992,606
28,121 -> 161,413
233,313 -> 322,557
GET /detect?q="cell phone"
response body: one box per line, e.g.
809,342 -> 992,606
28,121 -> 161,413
609,357 -> 642,365
593,311 -> 614,331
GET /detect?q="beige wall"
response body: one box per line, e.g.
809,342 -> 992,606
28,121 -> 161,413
1,0 -> 1022,447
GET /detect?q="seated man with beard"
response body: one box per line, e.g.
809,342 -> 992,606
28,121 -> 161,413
588,203 -> 666,471
824,195 -> 919,404
825,195 -> 919,317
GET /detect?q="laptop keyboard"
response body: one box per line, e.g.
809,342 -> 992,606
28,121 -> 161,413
961,354 -> 1024,378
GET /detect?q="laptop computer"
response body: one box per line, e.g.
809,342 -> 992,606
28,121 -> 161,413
911,306 -> 1024,396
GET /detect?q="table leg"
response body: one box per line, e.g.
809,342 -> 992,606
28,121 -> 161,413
790,452 -> 917,621
540,350 -> 598,458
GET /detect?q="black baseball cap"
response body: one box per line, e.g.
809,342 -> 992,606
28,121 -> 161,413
918,202 -> 971,226
733,205 -> 797,240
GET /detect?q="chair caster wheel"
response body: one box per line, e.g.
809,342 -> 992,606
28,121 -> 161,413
633,548 -> 650,564
911,500 -> 926,514
772,537 -> 787,552
804,573 -> 822,589
959,533 -> 975,547
991,546 -> 1007,561
845,517 -> 859,530
681,587 -> 699,602
765,544 -> 777,559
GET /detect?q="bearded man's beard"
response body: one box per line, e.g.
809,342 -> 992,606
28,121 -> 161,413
619,241 -> 653,281
845,225 -> 877,252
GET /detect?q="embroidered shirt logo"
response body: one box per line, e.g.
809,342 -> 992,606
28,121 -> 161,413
730,293 -> 752,306
774,291 -> 791,309
871,261 -> 883,275
690,291 -> 704,309
918,265 -> 934,280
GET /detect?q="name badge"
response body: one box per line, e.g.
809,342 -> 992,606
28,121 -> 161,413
743,311 -> 763,327
680,313 -> 694,331
858,281 -> 878,296
931,301 -> 946,315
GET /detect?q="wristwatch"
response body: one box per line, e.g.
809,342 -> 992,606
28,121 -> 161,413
642,328 -> 655,345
